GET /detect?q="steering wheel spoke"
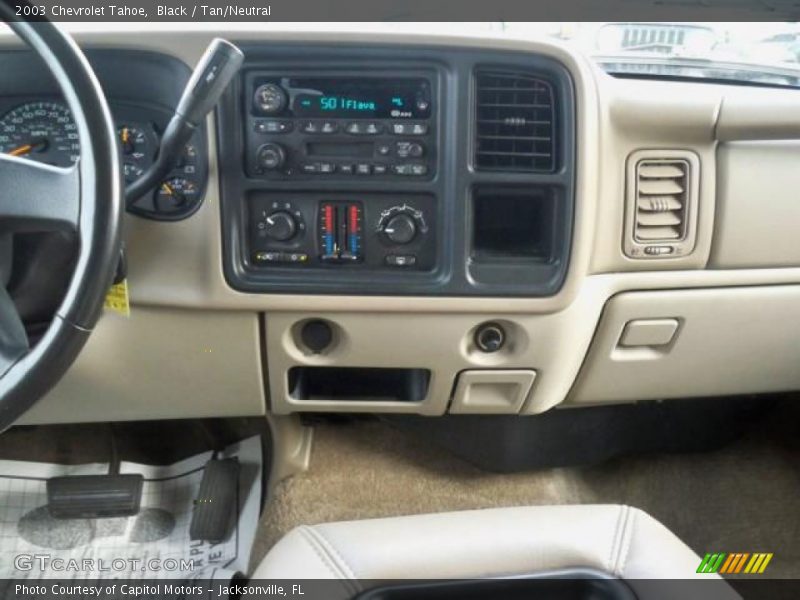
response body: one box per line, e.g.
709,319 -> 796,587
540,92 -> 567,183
0,285 -> 29,378
0,153 -> 79,232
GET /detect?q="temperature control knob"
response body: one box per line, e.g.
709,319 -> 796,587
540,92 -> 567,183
263,211 -> 297,242
383,213 -> 417,245
256,143 -> 286,171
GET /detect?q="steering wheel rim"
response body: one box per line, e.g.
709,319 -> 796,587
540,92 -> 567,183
0,13 -> 122,430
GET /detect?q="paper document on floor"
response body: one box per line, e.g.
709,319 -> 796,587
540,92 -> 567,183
0,435 -> 262,582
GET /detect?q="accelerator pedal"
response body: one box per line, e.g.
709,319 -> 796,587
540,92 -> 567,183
190,458 -> 240,543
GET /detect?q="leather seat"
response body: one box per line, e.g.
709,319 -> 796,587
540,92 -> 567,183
254,504 -> 738,599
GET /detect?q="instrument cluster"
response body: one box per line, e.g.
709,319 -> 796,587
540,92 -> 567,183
0,99 -> 208,220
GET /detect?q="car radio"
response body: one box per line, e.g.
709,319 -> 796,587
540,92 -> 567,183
243,73 -> 436,179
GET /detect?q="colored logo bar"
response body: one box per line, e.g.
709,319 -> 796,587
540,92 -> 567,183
697,552 -> 773,574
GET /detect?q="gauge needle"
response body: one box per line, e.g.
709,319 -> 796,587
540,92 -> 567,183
161,182 -> 175,195
7,139 -> 47,157
9,144 -> 33,157
121,128 -> 130,144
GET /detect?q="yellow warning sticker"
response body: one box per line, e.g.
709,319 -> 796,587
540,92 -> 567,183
104,279 -> 130,317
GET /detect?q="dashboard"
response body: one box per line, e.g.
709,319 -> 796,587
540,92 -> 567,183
0,28 -> 798,432
218,44 -> 575,296
0,50 -> 210,220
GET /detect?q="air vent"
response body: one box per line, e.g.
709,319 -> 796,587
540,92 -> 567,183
634,160 -> 688,241
474,71 -> 555,172
624,150 -> 700,260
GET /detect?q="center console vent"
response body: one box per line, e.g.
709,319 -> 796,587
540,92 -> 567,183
474,70 -> 555,172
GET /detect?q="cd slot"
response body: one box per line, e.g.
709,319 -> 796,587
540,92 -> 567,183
306,141 -> 374,158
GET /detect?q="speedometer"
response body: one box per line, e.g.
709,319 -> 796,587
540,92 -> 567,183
0,102 -> 80,167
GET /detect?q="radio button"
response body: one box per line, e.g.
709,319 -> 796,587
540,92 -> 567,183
319,162 -> 335,174
255,119 -> 292,134
396,141 -> 424,158
410,164 -> 428,176
301,162 -> 320,174
377,144 -> 392,156
356,163 -> 372,175
347,122 -> 384,135
338,164 -> 355,175
392,122 -> 428,135
373,164 -> 388,175
300,121 -> 320,134
320,121 -> 339,134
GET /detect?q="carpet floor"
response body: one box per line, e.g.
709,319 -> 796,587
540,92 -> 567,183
252,400 -> 800,578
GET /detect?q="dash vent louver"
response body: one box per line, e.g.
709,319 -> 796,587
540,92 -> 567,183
474,71 -> 555,172
634,160 -> 689,241
624,150 -> 700,260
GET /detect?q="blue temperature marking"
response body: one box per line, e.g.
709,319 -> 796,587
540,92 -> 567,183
325,233 -> 334,255
349,234 -> 359,254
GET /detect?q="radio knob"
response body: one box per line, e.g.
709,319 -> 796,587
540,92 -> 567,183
264,211 -> 297,242
253,83 -> 288,114
383,213 -> 417,245
256,143 -> 286,171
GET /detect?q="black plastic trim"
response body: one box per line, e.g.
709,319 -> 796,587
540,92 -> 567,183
217,42 -> 576,297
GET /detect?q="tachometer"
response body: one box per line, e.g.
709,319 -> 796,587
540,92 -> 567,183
0,102 -> 80,167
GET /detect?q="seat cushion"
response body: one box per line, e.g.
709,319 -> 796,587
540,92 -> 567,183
253,505 -> 732,587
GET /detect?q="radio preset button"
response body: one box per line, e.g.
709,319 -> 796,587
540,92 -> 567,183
319,162 -> 335,174
301,162 -> 320,174
356,163 -> 372,175
392,122 -> 429,135
320,121 -> 339,134
373,164 -> 388,175
338,164 -> 354,174
346,122 -> 384,135
301,121 -> 320,134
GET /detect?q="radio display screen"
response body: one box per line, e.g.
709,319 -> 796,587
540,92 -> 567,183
288,77 -> 431,119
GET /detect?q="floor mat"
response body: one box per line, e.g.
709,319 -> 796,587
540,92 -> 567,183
253,402 -> 800,578
0,435 -> 262,582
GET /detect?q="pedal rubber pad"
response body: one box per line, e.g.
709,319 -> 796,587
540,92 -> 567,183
190,458 -> 240,542
47,474 -> 143,519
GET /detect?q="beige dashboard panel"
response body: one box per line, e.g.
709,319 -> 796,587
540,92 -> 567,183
711,141 -> 800,269
265,294 -> 604,416
568,286 -> 800,406
19,307 -> 266,425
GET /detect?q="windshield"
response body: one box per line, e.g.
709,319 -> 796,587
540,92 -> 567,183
501,22 -> 800,88
43,21 -> 800,88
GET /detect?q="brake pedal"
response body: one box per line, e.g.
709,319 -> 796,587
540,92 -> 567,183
190,458 -> 240,543
47,473 -> 143,519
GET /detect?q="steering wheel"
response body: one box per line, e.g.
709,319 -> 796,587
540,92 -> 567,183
0,14 -> 122,431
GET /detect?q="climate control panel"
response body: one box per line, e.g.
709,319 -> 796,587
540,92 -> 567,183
247,193 -> 436,272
